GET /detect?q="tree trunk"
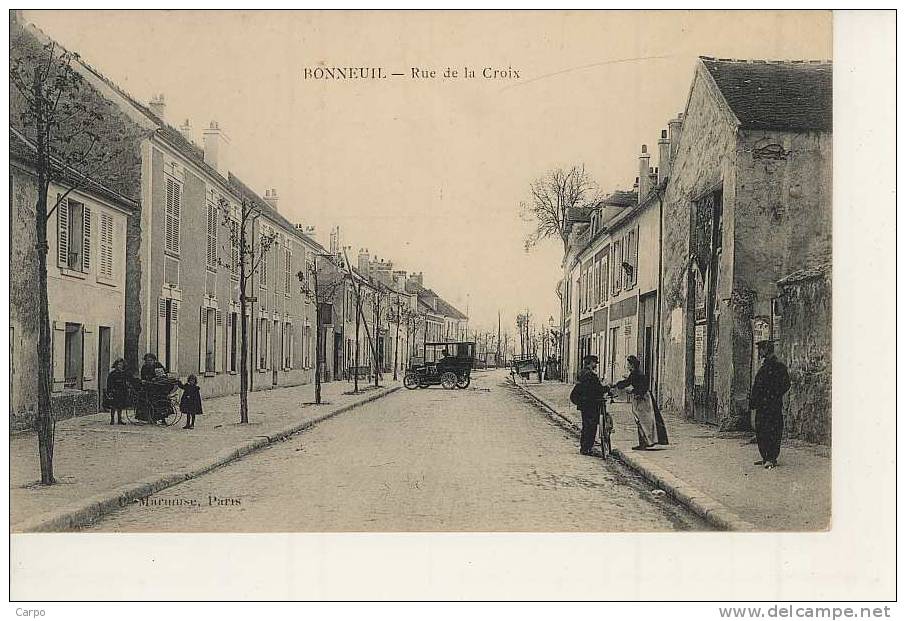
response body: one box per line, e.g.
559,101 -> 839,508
239,240 -> 249,423
32,78 -> 55,485
393,299 -> 400,380
354,294 -> 360,394
313,266 -> 322,405
35,170 -> 55,485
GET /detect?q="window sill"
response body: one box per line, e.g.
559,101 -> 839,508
60,268 -> 87,280
96,275 -> 118,288
164,250 -> 180,260
229,370 -> 237,375
204,371 -> 215,378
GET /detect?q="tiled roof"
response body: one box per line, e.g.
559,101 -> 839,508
700,57 -> 832,131
434,296 -> 467,320
598,190 -> 637,208
567,205 -> 593,222
9,128 -> 139,211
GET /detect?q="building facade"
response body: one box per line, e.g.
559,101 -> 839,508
658,57 -> 832,436
10,131 -> 137,429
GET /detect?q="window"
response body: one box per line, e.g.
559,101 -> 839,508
165,177 -> 181,255
625,226 -> 639,289
284,247 -> 292,295
258,318 -> 270,369
259,234 -> 269,288
612,239 -> 623,294
602,250 -> 609,302
206,200 -> 218,269
57,198 -> 91,272
203,307 -> 216,373
303,324 -> 312,368
230,219 -> 239,279
229,311 -> 238,372
99,212 -> 114,279
64,323 -> 83,389
283,321 -> 293,368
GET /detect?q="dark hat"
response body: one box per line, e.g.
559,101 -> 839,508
756,340 -> 775,354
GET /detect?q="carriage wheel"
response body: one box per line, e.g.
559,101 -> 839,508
441,372 -> 457,390
161,401 -> 183,427
456,374 -> 471,389
403,373 -> 420,390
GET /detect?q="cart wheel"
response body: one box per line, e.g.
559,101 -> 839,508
456,375 -> 471,389
441,372 -> 457,389
403,373 -> 420,390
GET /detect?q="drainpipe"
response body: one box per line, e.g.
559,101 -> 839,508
655,185 -> 664,402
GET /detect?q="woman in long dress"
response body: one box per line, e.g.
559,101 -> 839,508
614,355 -> 669,450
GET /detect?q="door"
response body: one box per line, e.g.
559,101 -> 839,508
638,292 -> 657,392
689,190 -> 722,424
97,326 -> 110,410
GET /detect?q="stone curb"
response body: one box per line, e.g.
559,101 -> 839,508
15,386 -> 401,533
510,379 -> 757,532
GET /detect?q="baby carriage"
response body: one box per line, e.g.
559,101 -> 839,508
126,376 -> 183,426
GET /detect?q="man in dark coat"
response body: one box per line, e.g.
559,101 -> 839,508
570,355 -> 608,456
750,341 -> 791,469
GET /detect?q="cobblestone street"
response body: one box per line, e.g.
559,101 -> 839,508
85,370 -> 707,532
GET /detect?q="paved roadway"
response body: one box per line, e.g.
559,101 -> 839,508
85,370 -> 707,532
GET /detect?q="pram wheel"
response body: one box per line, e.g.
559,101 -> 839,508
125,384 -> 183,427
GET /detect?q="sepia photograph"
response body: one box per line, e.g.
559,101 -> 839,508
6,7 -> 896,603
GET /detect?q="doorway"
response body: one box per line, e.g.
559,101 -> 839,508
97,326 -> 110,410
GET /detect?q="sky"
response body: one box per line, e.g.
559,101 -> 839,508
24,10 -> 831,338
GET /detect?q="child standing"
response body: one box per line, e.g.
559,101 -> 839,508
178,374 -> 203,429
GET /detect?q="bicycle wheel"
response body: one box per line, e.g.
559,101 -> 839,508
160,399 -> 183,427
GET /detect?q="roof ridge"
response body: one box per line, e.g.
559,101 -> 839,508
700,55 -> 832,65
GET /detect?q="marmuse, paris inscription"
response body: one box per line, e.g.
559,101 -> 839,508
303,65 -> 520,80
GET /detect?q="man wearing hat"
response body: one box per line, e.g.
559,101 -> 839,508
749,340 -> 791,469
569,355 -> 609,455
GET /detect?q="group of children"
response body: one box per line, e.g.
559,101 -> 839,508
104,353 -> 204,429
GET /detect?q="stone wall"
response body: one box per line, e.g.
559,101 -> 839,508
777,265 -> 831,445
658,65 -> 738,419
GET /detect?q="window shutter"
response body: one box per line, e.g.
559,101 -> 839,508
57,196 -> 69,267
81,206 -> 92,273
166,178 -> 181,254
215,309 -> 224,373
199,306 -> 207,373
82,324 -> 95,384
206,202 -> 217,268
156,298 -> 167,361
99,213 -> 114,278
52,321 -> 66,392
169,300 -> 179,373
631,226 -> 639,288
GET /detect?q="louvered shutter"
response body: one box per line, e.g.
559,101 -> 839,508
57,196 -> 69,267
156,298 -> 167,362
82,324 -> 95,384
215,309 -> 224,373
81,206 -> 92,273
630,226 -> 639,288
98,212 -> 114,278
199,306 -> 207,373
206,202 -> 217,268
169,300 -> 179,373
52,321 -> 66,392
166,178 -> 181,254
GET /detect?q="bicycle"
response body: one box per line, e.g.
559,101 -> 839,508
124,381 -> 183,427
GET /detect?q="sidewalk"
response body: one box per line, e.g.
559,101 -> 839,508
514,377 -> 830,531
11,378 -> 400,531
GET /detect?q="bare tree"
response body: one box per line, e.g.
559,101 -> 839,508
11,32 -> 141,484
298,252 -> 345,404
521,165 -> 601,254
218,196 -> 276,423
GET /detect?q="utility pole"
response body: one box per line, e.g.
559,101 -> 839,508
496,310 -> 501,368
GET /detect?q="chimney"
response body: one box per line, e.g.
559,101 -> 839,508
668,113 -> 684,165
329,226 -> 340,254
638,144 -> 651,203
357,248 -> 370,275
150,94 -> 166,121
410,272 -> 424,288
632,176 -> 639,195
658,128 -> 671,183
393,270 -> 408,290
179,119 -> 193,143
202,121 -> 231,177
264,188 -> 279,212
